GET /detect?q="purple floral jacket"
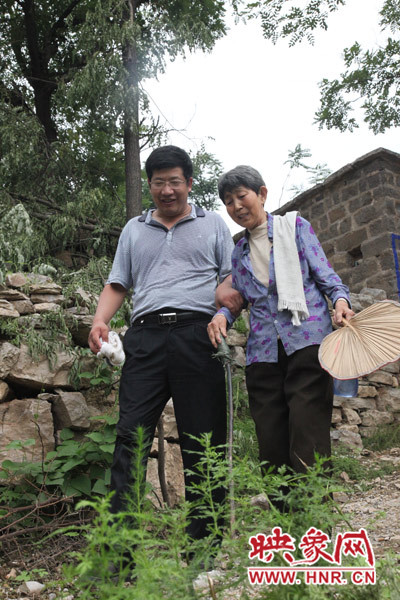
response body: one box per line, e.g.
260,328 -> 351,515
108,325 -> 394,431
219,213 -> 351,365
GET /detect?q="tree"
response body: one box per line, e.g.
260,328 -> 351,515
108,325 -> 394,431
240,0 -> 400,134
1,0 -> 229,224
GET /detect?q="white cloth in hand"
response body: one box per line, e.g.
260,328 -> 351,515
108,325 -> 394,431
97,331 -> 125,366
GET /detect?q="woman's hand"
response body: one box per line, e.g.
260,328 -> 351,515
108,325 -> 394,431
333,299 -> 355,325
207,314 -> 228,348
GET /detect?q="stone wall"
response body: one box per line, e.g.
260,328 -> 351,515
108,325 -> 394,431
274,148 -> 400,301
0,272 -> 184,505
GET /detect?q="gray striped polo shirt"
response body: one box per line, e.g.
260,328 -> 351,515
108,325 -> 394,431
106,204 -> 234,322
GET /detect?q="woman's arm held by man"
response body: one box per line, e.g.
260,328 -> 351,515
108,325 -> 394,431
88,283 -> 128,354
333,298 -> 355,325
215,275 -> 244,316
207,313 -> 228,348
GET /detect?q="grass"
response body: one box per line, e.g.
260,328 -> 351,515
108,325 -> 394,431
362,424 -> 400,452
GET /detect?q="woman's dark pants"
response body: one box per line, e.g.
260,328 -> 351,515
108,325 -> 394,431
245,342 -> 333,475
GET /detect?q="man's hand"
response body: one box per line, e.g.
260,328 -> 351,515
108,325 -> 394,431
333,299 -> 355,325
215,275 -> 243,316
88,320 -> 110,354
207,314 -> 228,348
87,283 -> 128,354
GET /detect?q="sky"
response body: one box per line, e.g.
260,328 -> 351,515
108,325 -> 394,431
143,0 -> 399,233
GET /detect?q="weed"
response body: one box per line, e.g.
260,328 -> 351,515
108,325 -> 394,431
362,424 -> 400,452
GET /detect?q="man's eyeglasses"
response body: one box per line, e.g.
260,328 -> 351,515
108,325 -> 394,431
150,178 -> 187,190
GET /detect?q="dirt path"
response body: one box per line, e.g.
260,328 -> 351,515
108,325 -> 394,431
334,447 -> 400,559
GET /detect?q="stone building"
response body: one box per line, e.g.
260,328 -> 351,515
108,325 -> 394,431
274,147 -> 400,300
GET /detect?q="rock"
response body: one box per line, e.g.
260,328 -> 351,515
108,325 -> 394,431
34,302 -> 60,313
0,380 -> 14,403
7,343 -> 75,390
10,299 -> 35,314
0,399 -> 54,463
29,282 -> 62,294
192,569 -> 223,592
231,345 -> 246,368
0,342 -> 20,378
73,287 -> 98,308
342,407 -> 362,425
67,314 -> 93,347
0,298 -> 20,318
359,287 -> 387,301
333,491 -> 350,503
5,273 -> 28,288
357,385 -> 378,398
147,442 -> 184,507
333,427 -> 363,450
361,409 -> 394,427
333,395 -> 344,407
17,581 -> 45,595
30,293 -> 64,305
158,400 -> 179,440
0,288 -> 30,301
339,471 -> 351,482
226,329 -> 247,347
52,390 -> 90,430
380,361 -> 400,374
342,396 -> 377,410
367,371 -> 395,386
380,388 -> 400,413
331,407 -> 342,424
250,493 -> 270,510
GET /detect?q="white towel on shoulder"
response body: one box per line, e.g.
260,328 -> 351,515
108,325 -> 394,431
273,211 -> 309,326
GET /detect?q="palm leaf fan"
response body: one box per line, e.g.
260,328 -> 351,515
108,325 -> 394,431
319,300 -> 400,379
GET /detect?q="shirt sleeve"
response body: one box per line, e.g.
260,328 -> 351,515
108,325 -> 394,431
106,223 -> 134,291
214,214 -> 234,281
297,217 -> 351,306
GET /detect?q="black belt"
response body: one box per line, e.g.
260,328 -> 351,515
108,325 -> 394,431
132,310 -> 211,326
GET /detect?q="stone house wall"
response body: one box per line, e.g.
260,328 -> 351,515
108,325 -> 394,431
274,148 -> 400,301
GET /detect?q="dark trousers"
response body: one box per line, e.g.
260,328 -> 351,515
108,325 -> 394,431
245,342 -> 333,474
110,318 -> 227,541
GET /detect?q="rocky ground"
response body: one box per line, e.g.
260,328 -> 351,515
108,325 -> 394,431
1,448 -> 399,599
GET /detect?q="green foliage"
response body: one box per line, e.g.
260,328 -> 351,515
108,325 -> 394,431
314,0 -> 400,133
362,423 -> 400,452
0,310 -> 74,370
240,0 -> 345,46
233,313 -> 249,335
279,144 -> 332,203
0,417 -> 118,528
190,144 -> 223,210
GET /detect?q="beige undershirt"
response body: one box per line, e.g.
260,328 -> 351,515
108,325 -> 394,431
249,220 -> 271,288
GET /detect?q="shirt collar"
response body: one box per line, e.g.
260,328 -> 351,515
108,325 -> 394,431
138,204 -> 205,223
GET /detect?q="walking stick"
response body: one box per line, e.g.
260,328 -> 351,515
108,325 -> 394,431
213,337 -> 235,532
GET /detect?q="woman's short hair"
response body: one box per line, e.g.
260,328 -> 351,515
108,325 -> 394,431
218,165 -> 265,203
145,145 -> 193,182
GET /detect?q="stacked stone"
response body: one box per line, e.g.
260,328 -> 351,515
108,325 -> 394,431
0,272 -> 183,504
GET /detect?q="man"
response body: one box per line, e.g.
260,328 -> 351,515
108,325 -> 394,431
88,145 -> 242,554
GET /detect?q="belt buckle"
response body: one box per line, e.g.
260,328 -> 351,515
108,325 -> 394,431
158,312 -> 177,324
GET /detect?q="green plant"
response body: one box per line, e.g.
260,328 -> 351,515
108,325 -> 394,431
0,415 -> 118,535
0,310 -> 75,370
233,313 -> 248,335
362,424 -> 400,452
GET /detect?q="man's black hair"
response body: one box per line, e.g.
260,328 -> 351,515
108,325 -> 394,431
145,145 -> 193,182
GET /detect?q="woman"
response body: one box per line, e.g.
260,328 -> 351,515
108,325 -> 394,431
208,165 -> 354,483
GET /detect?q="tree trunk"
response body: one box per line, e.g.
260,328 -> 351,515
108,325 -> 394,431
123,0 -> 142,222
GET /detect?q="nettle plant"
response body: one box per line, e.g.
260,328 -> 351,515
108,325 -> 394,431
0,415 -> 118,524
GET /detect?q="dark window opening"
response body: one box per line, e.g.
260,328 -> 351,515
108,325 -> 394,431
348,245 -> 363,267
